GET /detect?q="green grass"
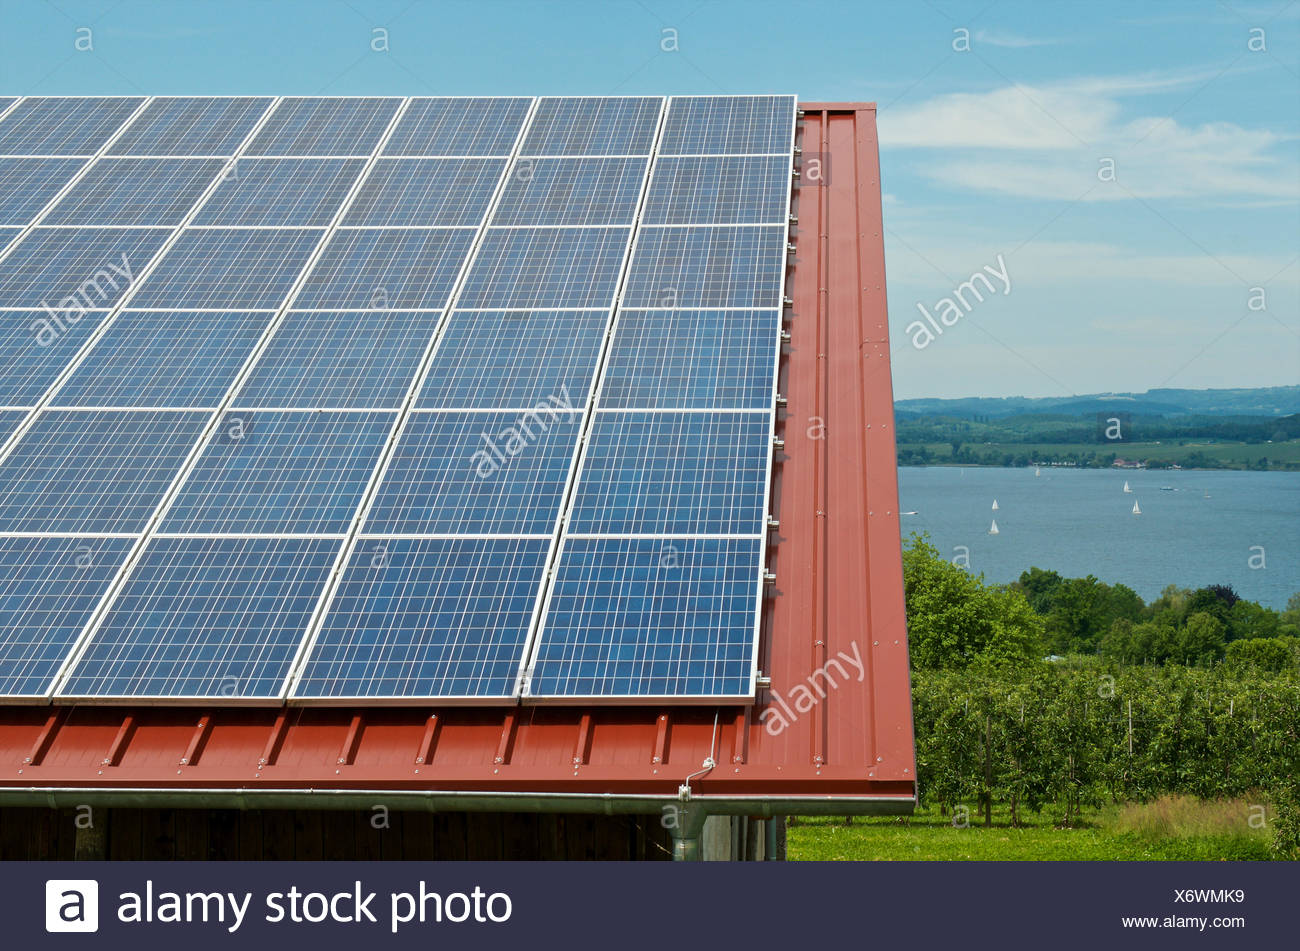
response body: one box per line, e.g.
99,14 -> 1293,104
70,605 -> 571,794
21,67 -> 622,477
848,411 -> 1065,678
787,798 -> 1275,861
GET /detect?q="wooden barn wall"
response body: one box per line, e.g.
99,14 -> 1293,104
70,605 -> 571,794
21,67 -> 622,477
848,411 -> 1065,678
0,807 -> 676,860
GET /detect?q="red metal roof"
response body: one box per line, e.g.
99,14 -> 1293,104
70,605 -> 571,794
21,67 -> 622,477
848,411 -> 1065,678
0,103 -> 915,813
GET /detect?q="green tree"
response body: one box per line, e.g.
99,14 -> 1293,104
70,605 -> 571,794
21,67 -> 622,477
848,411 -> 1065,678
1227,600 -> 1280,641
902,534 -> 1045,669
1224,636 -> 1299,673
1179,612 -> 1227,666
1014,567 -> 1063,614
1129,621 -> 1178,665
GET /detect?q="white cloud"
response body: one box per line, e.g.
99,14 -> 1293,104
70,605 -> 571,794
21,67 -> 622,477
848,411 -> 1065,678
878,71 -> 1299,201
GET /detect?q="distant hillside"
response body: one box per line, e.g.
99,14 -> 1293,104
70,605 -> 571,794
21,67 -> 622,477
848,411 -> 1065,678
895,386 -> 1300,419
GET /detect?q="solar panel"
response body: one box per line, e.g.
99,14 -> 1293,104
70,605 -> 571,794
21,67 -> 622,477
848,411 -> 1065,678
58,536 -> 340,700
42,158 -> 227,227
493,157 -> 649,226
158,410 -> 394,535
659,95 -> 796,154
0,536 -> 137,697
525,537 -> 761,700
245,97 -> 402,156
0,410 -> 209,533
0,227 -> 172,308
232,310 -> 443,409
598,309 -> 780,409
0,97 -> 145,155
192,158 -> 366,227
458,227 -> 631,308
293,227 -> 477,310
0,157 -> 89,224
52,310 -> 273,408
523,94 -> 793,702
0,410 -> 26,443
0,227 -> 22,254
0,94 -> 794,705
643,155 -> 791,224
293,537 -> 549,701
382,97 -> 531,156
521,97 -> 660,155
621,225 -> 787,308
108,97 -> 273,156
416,309 -> 607,409
0,309 -> 107,406
342,158 -> 506,227
130,227 -> 323,308
361,410 -> 582,536
568,412 -> 770,535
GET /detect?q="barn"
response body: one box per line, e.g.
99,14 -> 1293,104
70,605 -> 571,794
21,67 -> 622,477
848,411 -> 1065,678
0,95 -> 914,860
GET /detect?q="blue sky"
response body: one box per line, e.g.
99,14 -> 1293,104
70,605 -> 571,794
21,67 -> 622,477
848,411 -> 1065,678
2,0 -> 1296,399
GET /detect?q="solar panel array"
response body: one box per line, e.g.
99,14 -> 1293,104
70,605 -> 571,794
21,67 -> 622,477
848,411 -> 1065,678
0,94 -> 795,705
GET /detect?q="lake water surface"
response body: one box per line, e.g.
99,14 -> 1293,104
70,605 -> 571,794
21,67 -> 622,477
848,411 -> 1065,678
896,467 -> 1298,609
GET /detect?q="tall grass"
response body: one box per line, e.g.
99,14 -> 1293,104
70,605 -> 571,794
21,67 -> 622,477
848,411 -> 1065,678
1108,794 -> 1269,840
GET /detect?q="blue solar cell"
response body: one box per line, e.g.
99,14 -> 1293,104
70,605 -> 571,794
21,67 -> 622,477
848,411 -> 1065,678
43,158 -> 226,226
108,96 -> 273,156
0,97 -> 145,155
234,310 -> 442,409
294,537 -> 549,700
599,309 -> 779,409
59,536 -> 339,700
383,97 -> 532,156
0,309 -> 106,405
342,158 -> 506,227
0,536 -> 136,697
131,227 -> 323,308
621,226 -> 786,308
0,227 -> 22,254
643,155 -> 790,224
0,158 -> 88,224
294,227 -> 476,310
527,537 -> 760,699
54,310 -> 272,408
0,410 -> 208,533
0,227 -> 171,309
493,156 -> 648,226
160,410 -> 393,535
659,95 -> 796,154
520,97 -> 661,155
0,410 -> 26,442
458,227 -> 630,309
246,97 -> 402,156
568,412 -> 769,535
193,158 -> 366,227
363,410 -> 581,535
417,309 -> 606,409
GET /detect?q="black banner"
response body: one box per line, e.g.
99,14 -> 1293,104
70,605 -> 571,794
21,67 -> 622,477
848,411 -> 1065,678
12,861 -> 1291,949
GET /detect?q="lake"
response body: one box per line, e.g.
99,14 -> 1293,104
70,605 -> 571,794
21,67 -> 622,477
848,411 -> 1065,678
896,467 -> 1299,609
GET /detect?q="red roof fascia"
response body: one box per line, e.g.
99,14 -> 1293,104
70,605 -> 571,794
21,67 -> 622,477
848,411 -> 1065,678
0,103 -> 915,808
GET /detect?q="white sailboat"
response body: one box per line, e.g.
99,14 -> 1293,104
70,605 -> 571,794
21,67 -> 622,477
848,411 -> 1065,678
991,499 -> 999,511
1132,500 -> 1141,515
988,519 -> 1000,534
1034,467 -> 1041,477
1123,481 -> 1131,493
